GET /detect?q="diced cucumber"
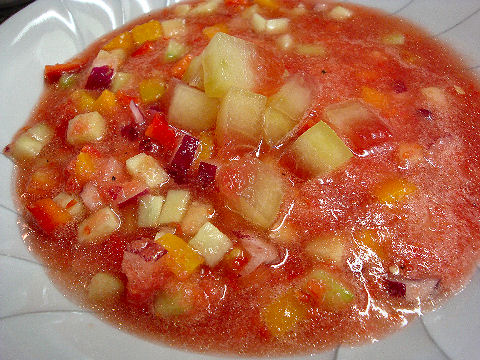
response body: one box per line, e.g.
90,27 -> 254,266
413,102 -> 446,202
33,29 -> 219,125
78,207 -> 121,244
263,106 -> 296,146
154,290 -> 191,317
161,18 -> 186,38
182,55 -> 204,89
308,269 -> 354,310
111,72 -> 132,92
138,195 -> 165,228
88,272 -> 124,301
291,121 -> 353,176
268,78 -> 311,120
9,122 -> 54,161
189,222 -> 232,267
202,33 -> 256,98
158,189 -> 191,224
53,192 -> 85,219
168,84 -> 219,131
328,6 -> 353,20
216,87 -> 266,145
165,40 -> 188,63
305,235 -> 345,264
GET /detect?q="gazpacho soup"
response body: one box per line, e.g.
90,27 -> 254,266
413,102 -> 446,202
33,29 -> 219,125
5,0 -> 480,356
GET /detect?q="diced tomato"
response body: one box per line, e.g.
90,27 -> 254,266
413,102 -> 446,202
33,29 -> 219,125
144,113 -> 176,149
116,91 -> 140,107
28,198 -> 72,233
44,60 -> 85,84
131,41 -> 154,57
170,54 -> 193,78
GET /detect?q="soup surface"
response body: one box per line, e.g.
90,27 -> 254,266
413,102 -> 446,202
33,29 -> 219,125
5,0 -> 480,355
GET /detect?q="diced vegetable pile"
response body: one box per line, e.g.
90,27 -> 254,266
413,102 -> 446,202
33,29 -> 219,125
5,0 -> 480,355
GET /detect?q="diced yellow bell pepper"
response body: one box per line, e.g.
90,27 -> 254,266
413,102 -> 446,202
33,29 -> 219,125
196,131 -> 215,162
71,89 -> 95,113
261,290 -> 306,337
103,31 -> 134,52
156,233 -> 204,278
375,178 -> 416,205
255,0 -> 279,9
202,23 -> 229,39
139,78 -> 167,103
361,86 -> 388,111
93,89 -> 117,115
355,229 -> 386,260
75,152 -> 96,183
131,20 -> 163,45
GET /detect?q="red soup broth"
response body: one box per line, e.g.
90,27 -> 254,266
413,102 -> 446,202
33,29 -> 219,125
5,0 -> 480,356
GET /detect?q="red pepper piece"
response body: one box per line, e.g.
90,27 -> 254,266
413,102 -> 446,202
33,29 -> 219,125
131,41 -> 154,57
44,60 -> 85,84
144,113 -> 176,149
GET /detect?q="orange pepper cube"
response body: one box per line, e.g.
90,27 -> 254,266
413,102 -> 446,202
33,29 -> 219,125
261,290 -> 306,337
131,20 -> 163,45
254,0 -> 278,9
375,178 -> 416,204
139,79 -> 166,103
93,89 -> 117,115
361,86 -> 389,110
71,89 -> 95,113
75,152 -> 96,183
355,229 -> 386,260
156,233 -> 204,278
103,31 -> 134,52
202,23 -> 229,39
28,198 -> 72,233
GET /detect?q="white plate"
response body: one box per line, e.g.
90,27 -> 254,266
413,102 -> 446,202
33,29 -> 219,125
0,1 -> 479,359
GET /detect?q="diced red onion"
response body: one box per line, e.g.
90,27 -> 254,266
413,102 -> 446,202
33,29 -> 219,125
121,123 -> 139,141
114,180 -> 149,206
238,233 -> 279,275
417,108 -> 433,120
129,100 -> 145,125
127,238 -> 167,262
197,162 -> 217,189
386,278 -> 439,302
168,134 -> 199,184
85,65 -> 114,90
393,80 -> 407,93
80,182 -> 103,211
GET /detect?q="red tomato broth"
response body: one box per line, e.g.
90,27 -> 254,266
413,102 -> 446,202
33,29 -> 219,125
6,0 -> 480,356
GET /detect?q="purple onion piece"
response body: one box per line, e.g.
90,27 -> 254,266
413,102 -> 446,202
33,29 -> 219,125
127,239 -> 167,262
85,65 -> 114,90
168,134 -> 199,184
393,80 -> 407,93
385,279 -> 406,297
121,123 -> 139,141
197,162 -> 217,189
417,108 -> 433,120
129,100 -> 145,125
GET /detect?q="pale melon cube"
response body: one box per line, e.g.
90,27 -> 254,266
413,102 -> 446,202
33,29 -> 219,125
9,122 -> 53,160
53,192 -> 85,219
161,18 -> 186,38
202,33 -> 256,97
265,18 -> 289,35
138,195 -> 165,228
263,106 -> 296,146
382,32 -> 405,45
182,55 -> 204,89
181,201 -> 214,236
174,4 -> 191,16
165,40 -> 188,62
88,272 -> 124,301
78,207 -> 121,244
251,13 -> 267,33
67,111 -> 106,145
324,100 -> 371,129
125,153 -> 169,188
328,6 -> 353,20
216,87 -> 266,145
268,78 -> 311,120
305,235 -> 345,264
238,166 -> 284,228
421,87 -> 447,106
291,121 -> 353,176
190,0 -> 221,15
92,49 -> 126,71
158,190 -> 191,224
276,34 -> 294,50
189,222 -> 232,267
168,84 -> 219,131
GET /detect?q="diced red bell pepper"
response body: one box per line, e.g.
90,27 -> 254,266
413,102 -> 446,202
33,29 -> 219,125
28,198 -> 72,233
144,113 -> 176,149
131,41 -> 154,57
116,91 -> 140,107
44,60 -> 85,84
